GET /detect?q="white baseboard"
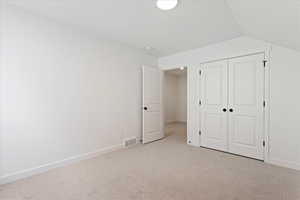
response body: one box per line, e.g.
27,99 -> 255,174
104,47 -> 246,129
0,144 -> 124,185
176,121 -> 187,124
165,120 -> 176,125
166,121 -> 187,125
267,159 -> 300,171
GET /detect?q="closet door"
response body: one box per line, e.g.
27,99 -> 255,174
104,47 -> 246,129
228,54 -> 264,160
200,61 -> 228,151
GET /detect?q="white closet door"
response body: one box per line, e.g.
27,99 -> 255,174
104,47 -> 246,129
200,61 -> 228,151
228,54 -> 264,160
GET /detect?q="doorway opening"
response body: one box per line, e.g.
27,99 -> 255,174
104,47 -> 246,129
163,68 -> 187,143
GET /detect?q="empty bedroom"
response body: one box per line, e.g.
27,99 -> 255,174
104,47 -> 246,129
1,0 -> 300,200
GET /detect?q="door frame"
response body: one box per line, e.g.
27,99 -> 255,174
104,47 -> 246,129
161,68 -> 188,139
196,51 -> 270,162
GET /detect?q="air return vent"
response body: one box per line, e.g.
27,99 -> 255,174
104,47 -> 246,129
124,138 -> 137,147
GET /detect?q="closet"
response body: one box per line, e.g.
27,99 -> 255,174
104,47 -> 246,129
199,53 -> 265,160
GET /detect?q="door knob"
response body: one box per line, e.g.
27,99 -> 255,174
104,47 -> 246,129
222,108 -> 227,112
143,107 -> 148,110
229,108 -> 234,112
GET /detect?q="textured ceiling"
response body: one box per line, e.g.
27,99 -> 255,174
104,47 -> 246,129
3,0 -> 300,57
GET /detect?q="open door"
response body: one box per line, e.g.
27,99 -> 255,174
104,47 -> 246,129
142,66 -> 163,144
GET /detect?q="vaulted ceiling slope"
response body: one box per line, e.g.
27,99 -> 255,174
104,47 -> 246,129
226,0 -> 300,52
3,0 -> 300,56
2,0 -> 242,56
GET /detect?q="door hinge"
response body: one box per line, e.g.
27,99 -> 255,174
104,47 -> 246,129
263,101 -> 266,107
263,140 -> 266,147
199,130 -> 201,136
199,100 -> 202,105
199,70 -> 202,75
263,60 -> 267,67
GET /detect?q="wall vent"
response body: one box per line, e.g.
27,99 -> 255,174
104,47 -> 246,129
124,138 -> 137,147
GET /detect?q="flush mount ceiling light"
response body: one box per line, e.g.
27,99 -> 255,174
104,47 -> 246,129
145,46 -> 152,50
156,0 -> 178,11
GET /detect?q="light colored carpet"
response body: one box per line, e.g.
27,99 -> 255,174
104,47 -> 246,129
1,123 -> 300,200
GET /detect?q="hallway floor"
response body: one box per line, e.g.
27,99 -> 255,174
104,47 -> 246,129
1,123 -> 300,200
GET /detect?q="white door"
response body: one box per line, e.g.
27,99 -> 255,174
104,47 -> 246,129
200,61 -> 228,151
142,66 -> 163,144
228,54 -> 265,160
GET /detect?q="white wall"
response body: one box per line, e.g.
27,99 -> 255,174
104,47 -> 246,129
268,45 -> 300,170
0,5 -> 157,183
163,73 -> 187,124
159,36 -> 270,69
159,36 -> 300,170
164,74 -> 177,123
176,75 -> 187,122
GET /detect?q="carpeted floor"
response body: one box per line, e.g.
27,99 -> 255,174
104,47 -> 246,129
1,123 -> 300,200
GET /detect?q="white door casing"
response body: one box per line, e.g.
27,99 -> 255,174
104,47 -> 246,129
200,61 -> 228,151
228,54 -> 265,160
142,66 -> 164,144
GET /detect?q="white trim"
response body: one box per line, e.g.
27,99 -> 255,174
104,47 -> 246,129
159,46 -> 271,71
196,65 -> 201,147
165,120 -> 177,124
142,66 -> 145,143
263,45 -> 272,163
197,51 -> 266,65
267,159 -> 300,171
165,121 -> 187,125
187,65 -> 190,145
187,65 -> 200,147
161,69 -> 165,139
0,144 -> 123,185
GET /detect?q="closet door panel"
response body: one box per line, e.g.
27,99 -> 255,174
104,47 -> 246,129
200,61 -> 228,151
228,54 -> 264,160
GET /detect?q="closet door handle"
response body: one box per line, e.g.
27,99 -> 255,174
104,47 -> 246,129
143,107 -> 148,110
222,108 -> 227,112
229,108 -> 234,112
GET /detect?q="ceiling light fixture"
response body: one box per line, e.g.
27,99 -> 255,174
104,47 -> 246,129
156,0 -> 178,11
145,46 -> 152,50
